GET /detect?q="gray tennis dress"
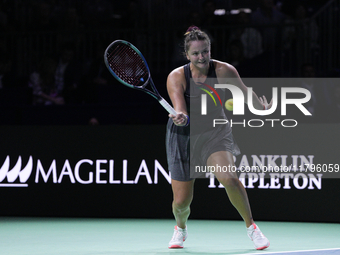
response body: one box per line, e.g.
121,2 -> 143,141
166,60 -> 240,181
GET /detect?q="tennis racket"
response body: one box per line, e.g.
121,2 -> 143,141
104,40 -> 177,115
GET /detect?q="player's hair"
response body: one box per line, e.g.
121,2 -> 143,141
184,26 -> 211,53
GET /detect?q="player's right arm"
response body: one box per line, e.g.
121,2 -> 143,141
166,66 -> 189,126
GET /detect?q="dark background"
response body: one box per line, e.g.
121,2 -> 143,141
0,0 -> 339,125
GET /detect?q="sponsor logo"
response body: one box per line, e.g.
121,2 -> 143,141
1,155 -> 330,190
208,172 -> 323,190
203,154 -> 324,190
0,156 -> 171,187
0,156 -> 33,187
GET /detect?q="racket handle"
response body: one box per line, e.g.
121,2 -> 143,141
159,98 -> 178,115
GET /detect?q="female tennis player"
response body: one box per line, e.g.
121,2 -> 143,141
166,26 -> 272,250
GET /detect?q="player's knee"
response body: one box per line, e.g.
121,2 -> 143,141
173,196 -> 192,210
219,176 -> 241,188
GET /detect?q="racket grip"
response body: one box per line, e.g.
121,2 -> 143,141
159,98 -> 177,115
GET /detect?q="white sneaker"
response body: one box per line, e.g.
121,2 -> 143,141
168,226 -> 188,248
247,223 -> 270,250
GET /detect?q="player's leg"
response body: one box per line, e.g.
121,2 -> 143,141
207,151 -> 270,250
171,179 -> 195,228
207,151 -> 253,227
168,179 -> 194,248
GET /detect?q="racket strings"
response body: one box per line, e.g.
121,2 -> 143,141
107,44 -> 149,87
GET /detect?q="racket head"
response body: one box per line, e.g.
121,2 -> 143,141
104,40 -> 150,89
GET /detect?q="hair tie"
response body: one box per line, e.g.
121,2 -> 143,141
185,25 -> 200,34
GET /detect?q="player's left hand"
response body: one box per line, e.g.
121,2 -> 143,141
260,96 -> 273,110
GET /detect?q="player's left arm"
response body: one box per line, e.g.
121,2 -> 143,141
215,60 -> 272,110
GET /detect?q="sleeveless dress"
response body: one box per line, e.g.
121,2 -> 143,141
166,60 -> 240,181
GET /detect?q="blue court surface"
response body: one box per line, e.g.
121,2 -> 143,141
1,218 -> 339,255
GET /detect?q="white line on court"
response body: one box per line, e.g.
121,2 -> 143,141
238,248 -> 340,255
